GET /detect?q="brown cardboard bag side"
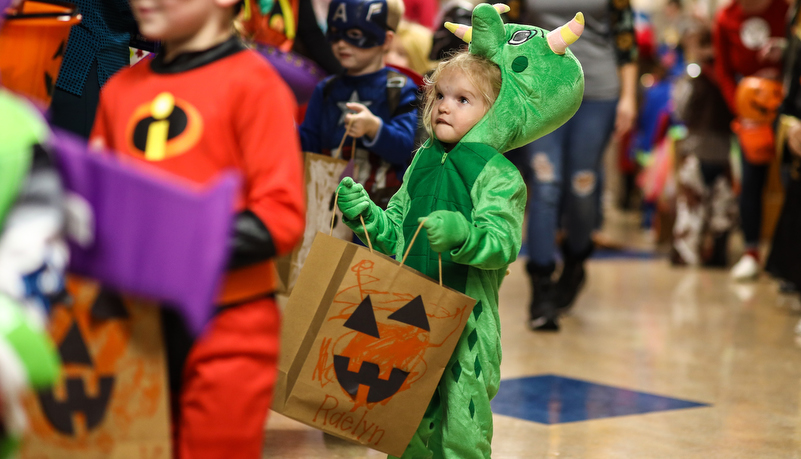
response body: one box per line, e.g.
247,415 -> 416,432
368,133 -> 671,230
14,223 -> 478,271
273,233 -> 475,457
275,153 -> 353,294
20,276 -> 171,459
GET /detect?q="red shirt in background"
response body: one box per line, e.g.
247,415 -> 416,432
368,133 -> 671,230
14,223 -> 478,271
403,0 -> 438,29
713,0 -> 789,114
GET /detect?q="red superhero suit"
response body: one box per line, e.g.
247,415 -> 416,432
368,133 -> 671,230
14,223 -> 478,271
91,37 -> 305,459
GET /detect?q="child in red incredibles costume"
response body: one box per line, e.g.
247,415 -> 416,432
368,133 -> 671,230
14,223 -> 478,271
90,1 -> 306,458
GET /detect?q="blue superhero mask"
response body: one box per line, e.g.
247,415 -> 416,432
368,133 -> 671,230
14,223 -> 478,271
326,0 -> 390,48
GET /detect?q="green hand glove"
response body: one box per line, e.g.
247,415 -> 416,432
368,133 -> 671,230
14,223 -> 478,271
419,210 -> 470,253
336,177 -> 372,221
0,294 -> 60,389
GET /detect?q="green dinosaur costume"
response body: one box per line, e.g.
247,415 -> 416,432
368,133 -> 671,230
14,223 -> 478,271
338,4 -> 585,457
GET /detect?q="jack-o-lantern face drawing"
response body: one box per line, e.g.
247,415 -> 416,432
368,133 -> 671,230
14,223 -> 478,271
735,76 -> 783,123
314,259 -> 466,410
36,281 -> 132,436
333,295 -> 430,403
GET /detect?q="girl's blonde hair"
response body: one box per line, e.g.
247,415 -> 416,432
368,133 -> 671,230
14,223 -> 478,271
422,51 -> 502,139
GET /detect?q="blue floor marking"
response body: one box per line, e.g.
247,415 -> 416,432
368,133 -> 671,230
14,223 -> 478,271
491,374 -> 709,424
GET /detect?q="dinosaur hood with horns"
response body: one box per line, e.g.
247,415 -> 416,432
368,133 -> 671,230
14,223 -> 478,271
445,3 -> 585,153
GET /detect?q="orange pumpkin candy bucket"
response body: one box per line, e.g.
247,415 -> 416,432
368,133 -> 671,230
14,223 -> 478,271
731,119 -> 777,165
732,77 -> 783,165
0,0 -> 81,107
735,76 -> 783,124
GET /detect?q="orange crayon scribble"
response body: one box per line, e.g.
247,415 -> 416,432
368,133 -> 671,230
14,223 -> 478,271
331,322 -> 430,411
22,276 -> 169,457
316,256 -> 475,412
313,337 -> 336,386
430,304 -> 472,346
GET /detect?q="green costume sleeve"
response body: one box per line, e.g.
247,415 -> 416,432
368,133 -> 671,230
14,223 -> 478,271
450,154 -> 526,270
342,151 -> 422,258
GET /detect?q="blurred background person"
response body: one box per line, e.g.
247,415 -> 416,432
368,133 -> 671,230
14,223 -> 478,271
713,0 -> 788,281
523,0 -> 638,331
766,0 -> 801,324
49,0 -> 136,139
386,19 -> 435,76
670,21 -> 737,267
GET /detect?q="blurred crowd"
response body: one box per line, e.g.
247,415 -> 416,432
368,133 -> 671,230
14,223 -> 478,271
4,0 -> 801,456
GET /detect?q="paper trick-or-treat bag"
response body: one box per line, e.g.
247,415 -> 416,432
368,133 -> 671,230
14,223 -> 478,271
20,276 -> 171,459
273,232 -> 476,457
275,152 -> 353,294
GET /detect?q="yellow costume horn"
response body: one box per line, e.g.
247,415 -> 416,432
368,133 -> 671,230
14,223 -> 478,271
546,12 -> 584,55
445,22 -> 472,43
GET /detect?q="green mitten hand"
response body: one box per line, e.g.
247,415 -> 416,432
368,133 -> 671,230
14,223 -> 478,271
336,177 -> 372,221
419,210 -> 469,253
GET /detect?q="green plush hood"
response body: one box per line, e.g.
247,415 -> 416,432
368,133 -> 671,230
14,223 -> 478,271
457,3 -> 585,153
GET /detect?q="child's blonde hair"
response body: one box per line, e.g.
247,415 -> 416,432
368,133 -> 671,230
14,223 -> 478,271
386,0 -> 405,31
422,51 -> 502,138
394,20 -> 435,75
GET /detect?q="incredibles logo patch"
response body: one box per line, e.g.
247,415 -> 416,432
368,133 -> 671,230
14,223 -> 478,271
125,92 -> 203,161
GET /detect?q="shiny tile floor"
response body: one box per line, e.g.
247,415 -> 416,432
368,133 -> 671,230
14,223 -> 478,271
264,209 -> 801,458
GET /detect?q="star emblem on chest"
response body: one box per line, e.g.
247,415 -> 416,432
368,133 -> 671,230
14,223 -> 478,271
337,90 -> 372,125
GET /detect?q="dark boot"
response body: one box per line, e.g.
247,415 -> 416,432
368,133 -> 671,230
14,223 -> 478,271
702,232 -> 729,268
556,243 -> 593,313
527,262 -> 560,331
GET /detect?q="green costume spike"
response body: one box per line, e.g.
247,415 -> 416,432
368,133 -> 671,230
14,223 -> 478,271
338,4 -> 584,457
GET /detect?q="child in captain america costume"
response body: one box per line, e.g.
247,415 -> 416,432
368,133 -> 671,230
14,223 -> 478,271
299,0 -> 418,204
90,0 -> 305,457
336,4 -> 585,458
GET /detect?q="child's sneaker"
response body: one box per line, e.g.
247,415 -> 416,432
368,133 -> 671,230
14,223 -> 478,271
730,253 -> 759,281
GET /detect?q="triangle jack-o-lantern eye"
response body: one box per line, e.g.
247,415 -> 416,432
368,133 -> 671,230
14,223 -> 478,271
388,296 -> 430,331
344,296 -> 380,338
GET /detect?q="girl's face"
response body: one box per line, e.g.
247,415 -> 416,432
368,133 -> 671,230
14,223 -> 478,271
431,68 -> 488,144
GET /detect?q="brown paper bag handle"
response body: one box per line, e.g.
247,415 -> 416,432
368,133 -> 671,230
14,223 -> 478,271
360,215 -> 373,253
330,190 -> 339,236
401,219 -> 443,286
330,189 -> 375,253
333,193 -> 442,286
335,119 -> 355,159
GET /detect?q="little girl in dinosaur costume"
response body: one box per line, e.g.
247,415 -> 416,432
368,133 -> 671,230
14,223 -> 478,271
336,3 -> 585,458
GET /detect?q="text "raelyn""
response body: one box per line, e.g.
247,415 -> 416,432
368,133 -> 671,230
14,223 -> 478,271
313,395 -> 386,446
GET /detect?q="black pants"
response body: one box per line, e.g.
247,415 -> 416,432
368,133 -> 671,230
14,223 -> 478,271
49,59 -> 101,139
